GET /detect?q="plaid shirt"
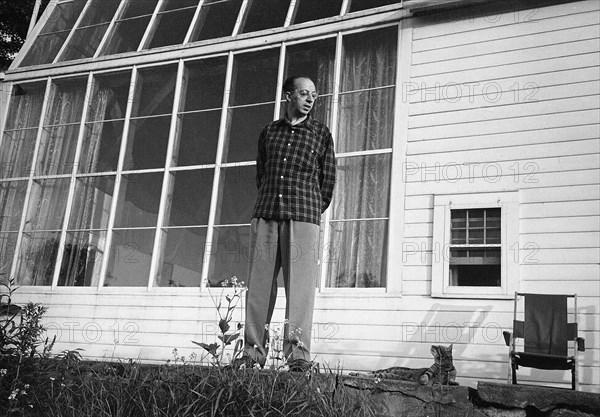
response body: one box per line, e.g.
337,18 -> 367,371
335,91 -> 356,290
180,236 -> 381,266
253,114 -> 336,225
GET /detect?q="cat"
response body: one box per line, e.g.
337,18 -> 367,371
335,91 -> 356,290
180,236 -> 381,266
350,344 -> 458,386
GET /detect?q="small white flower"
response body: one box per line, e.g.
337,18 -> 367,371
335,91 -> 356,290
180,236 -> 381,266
0,369 -> 7,377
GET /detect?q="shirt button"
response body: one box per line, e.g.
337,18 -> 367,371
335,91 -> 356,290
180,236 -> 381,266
288,143 -> 291,146
278,194 -> 283,198
283,158 -> 287,161
280,176 -> 284,179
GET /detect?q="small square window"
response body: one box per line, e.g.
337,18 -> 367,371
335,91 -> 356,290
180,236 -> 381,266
432,193 -> 519,298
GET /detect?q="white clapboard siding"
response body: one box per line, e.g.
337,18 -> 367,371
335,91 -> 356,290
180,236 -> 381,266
401,0 -> 599,392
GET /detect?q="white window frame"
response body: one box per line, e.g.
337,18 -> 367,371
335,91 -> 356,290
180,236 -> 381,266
431,191 -> 519,299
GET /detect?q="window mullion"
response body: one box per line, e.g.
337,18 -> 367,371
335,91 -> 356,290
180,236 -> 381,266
284,0 -> 297,27
319,31 -> 343,291
340,0 -> 351,15
9,78 -> 53,282
232,0 -> 250,36
52,0 -> 92,64
200,51 -> 235,290
97,68 -> 138,289
183,0 -> 205,44
274,42 -> 286,120
93,0 -> 128,58
147,59 -> 185,289
50,71 -> 94,288
137,0 -> 165,51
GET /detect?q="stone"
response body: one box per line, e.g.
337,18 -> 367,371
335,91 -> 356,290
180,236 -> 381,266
477,382 -> 600,415
477,406 -> 527,417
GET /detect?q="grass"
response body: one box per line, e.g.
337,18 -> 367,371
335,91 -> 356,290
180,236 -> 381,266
2,357 -> 376,416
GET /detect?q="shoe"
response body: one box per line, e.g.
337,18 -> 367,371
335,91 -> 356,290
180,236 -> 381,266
230,355 -> 259,370
287,358 -> 317,373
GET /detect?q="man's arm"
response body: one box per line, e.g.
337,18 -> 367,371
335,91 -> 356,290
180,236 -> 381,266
256,127 -> 267,189
319,132 -> 336,213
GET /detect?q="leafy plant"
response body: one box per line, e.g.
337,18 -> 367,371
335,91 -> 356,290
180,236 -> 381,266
192,276 -> 247,366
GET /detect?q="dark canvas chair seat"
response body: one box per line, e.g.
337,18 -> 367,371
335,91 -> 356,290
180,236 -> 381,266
503,293 -> 585,390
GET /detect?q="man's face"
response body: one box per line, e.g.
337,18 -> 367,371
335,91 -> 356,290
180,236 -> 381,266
286,77 -> 317,118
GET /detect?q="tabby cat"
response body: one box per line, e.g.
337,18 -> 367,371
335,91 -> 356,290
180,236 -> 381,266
350,344 -> 458,386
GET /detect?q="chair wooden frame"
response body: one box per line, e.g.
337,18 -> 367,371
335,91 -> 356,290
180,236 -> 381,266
503,292 -> 586,390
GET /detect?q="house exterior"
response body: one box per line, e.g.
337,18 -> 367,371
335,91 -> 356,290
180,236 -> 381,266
1,0 -> 598,392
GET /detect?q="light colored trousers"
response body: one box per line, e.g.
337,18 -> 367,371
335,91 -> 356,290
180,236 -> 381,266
243,218 -> 320,365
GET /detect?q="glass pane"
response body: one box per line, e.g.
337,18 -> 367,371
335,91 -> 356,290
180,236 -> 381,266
331,154 -> 391,220
133,65 -> 178,117
58,23 -> 111,61
349,0 -> 398,12
68,176 -> 115,230
58,230 -> 106,286
337,88 -> 394,152
284,38 -> 336,96
101,16 -> 151,55
451,229 -> 466,245
0,181 -> 27,231
241,0 -> 291,33
114,173 -> 163,228
223,104 -> 273,163
326,219 -> 387,288
0,129 -> 38,178
105,229 -> 155,286
0,233 -> 18,279
468,209 -> 484,228
16,231 -> 61,286
174,111 -> 221,166
182,57 -> 227,111
78,0 -> 121,26
230,48 -> 280,105
215,166 -> 256,224
147,8 -> 196,48
40,0 -> 87,34
208,225 -> 250,286
189,0 -> 242,41
468,228 -> 484,244
167,170 -> 213,226
341,27 -> 397,91
293,0 -> 343,24
122,0 -> 160,18
449,264 -> 501,287
5,82 -> 46,130
45,77 -> 87,125
79,120 -> 124,173
486,228 -> 501,244
36,124 -> 80,175
124,116 -> 171,170
19,32 -> 70,67
24,178 -> 70,232
158,227 -> 206,287
89,72 -> 132,122
451,210 -> 466,226
18,0 -> 87,66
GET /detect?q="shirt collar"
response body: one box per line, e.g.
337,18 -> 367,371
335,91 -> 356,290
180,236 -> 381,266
278,112 -> 317,131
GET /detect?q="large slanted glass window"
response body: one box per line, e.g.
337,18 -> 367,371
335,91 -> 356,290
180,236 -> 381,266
0,82 -> 46,281
292,0 -> 343,25
0,181 -> 27,279
188,0 -> 243,42
144,0 -> 200,49
19,0 -> 87,67
240,0 -> 291,33
0,82 -> 46,179
348,0 -> 399,13
57,0 -> 121,62
326,27 -> 397,288
100,0 -> 160,56
36,77 -> 87,176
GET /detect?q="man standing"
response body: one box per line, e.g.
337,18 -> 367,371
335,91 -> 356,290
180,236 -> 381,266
239,75 -> 336,371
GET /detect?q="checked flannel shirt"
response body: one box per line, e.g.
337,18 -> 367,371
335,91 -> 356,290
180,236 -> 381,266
253,114 -> 336,225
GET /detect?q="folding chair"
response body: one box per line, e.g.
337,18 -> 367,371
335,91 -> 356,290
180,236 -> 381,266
503,292 -> 586,390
